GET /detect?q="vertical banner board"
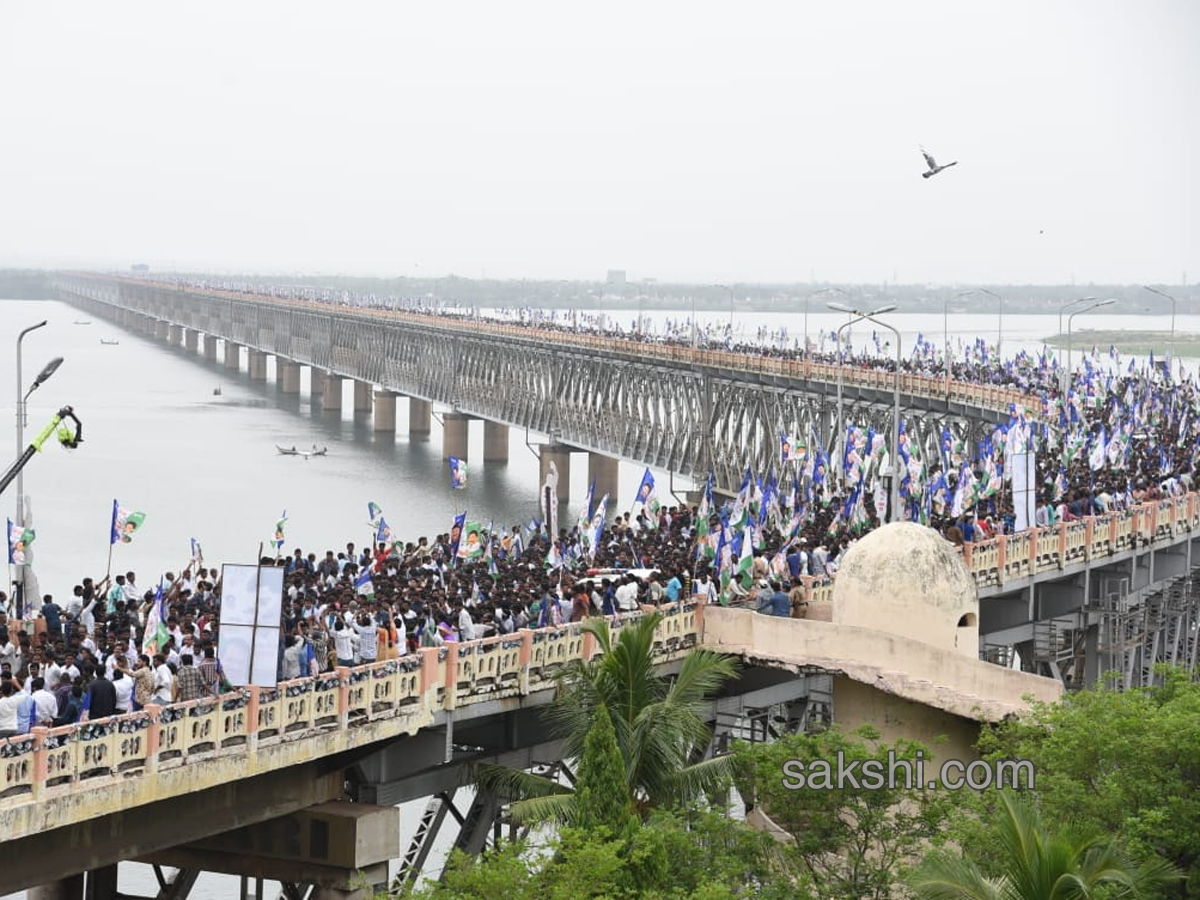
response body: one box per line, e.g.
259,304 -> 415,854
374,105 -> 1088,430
1012,451 -> 1036,534
217,563 -> 285,686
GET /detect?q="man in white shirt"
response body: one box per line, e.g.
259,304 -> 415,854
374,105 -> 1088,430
456,602 -> 475,641
332,620 -> 355,667
152,655 -> 174,704
31,677 -> 58,726
615,577 -> 640,612
112,668 -> 134,714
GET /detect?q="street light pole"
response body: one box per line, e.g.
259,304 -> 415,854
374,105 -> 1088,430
1057,296 -> 1097,394
943,291 -> 974,399
1067,299 -> 1116,390
977,288 -> 1003,362
859,313 -> 903,524
802,287 -> 847,360
829,302 -> 898,514
15,321 -> 48,529
1141,285 -> 1177,379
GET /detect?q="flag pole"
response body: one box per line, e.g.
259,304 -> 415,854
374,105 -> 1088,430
248,541 -> 264,687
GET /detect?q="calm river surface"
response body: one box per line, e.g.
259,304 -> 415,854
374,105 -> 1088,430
1,297 -> 1190,899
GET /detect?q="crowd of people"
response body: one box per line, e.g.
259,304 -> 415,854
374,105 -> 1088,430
5,276 -> 1193,735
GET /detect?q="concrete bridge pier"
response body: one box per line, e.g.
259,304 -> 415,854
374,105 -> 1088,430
309,367 -> 327,400
483,421 -> 509,462
169,324 -> 184,346
322,373 -> 343,412
155,320 -> 169,340
203,334 -> 219,360
540,444 -> 572,502
443,413 -> 471,460
353,380 -> 372,414
224,342 -> 242,370
374,391 -> 398,432
278,360 -> 302,394
588,452 -> 619,505
249,350 -> 268,381
184,329 -> 199,354
409,398 -> 431,437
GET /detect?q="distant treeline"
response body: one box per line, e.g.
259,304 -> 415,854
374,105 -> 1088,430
1,268 -> 1192,314
0,269 -> 53,299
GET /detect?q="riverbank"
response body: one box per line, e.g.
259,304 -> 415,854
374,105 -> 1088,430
1040,329 -> 1200,358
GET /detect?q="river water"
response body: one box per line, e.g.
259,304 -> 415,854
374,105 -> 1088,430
0,297 -> 1191,898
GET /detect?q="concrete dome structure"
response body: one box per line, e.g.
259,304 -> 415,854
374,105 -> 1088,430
832,522 -> 979,656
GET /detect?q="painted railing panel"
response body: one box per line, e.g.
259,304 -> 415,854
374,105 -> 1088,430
0,605 -> 699,806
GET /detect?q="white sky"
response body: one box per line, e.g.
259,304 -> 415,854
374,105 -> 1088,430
1,1 -> 1196,285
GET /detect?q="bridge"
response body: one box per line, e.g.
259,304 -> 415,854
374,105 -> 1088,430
1,581 -> 1069,899
49,272 -> 1200,681
54,273 -> 1023,499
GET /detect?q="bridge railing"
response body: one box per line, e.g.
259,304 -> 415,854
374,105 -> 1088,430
786,492 -> 1198,605
0,601 -> 700,806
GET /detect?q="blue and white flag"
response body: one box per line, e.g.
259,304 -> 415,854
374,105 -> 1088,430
376,517 -> 397,547
587,493 -> 610,560
7,519 -> 34,566
354,566 -> 373,591
449,511 -> 467,564
576,478 -> 596,537
111,500 -> 146,545
449,456 -> 467,489
367,501 -> 384,523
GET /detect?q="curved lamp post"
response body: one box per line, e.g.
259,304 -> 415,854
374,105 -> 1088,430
803,287 -> 847,360
943,291 -> 974,398
713,284 -> 735,333
830,301 -> 898,518
1066,299 -> 1116,392
1141,285 -> 1177,379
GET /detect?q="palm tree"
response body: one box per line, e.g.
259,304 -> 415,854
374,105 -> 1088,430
908,791 -> 1181,900
476,611 -> 738,824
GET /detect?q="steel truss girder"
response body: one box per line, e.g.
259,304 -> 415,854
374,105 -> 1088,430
55,277 -> 992,495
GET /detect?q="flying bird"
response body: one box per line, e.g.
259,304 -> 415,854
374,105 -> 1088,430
920,147 -> 957,179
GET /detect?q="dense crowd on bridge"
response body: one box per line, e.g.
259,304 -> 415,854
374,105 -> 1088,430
8,274 -> 1192,736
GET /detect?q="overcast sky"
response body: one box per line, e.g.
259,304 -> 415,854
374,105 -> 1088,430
1,2 -> 1196,285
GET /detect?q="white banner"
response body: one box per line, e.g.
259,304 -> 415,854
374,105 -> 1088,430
217,564 -> 285,686
1012,451 -> 1036,533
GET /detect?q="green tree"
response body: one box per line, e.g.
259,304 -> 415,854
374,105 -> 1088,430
733,724 -> 955,900
574,702 -> 635,832
397,812 -> 797,900
970,668 -> 1200,890
909,791 -> 1181,900
476,612 -> 738,824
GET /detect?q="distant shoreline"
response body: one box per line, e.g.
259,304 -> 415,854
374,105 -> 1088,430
1041,329 -> 1200,357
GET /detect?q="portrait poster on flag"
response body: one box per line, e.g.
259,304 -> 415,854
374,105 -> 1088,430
217,563 -> 285,686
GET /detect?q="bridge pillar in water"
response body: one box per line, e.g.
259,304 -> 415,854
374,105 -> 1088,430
373,391 -> 397,432
169,324 -> 183,346
309,367 -> 327,400
409,398 -> 431,437
483,421 -> 509,462
322,373 -> 343,411
225,342 -> 242,370
184,329 -> 199,353
443,413 -> 470,460
588,452 -> 619,505
203,334 -> 219,360
353,380 -> 372,413
278,360 -> 302,394
155,320 -> 169,340
540,444 -> 572,502
249,350 -> 268,381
